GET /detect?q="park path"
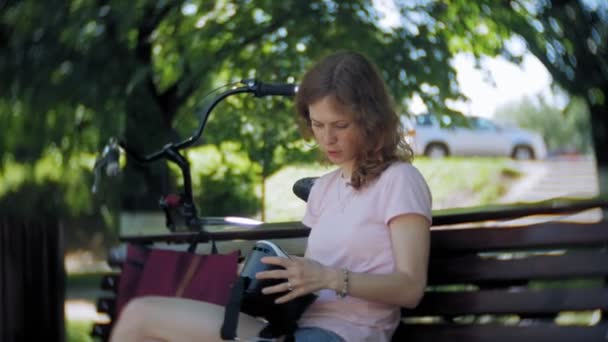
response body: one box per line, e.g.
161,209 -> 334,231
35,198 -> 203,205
497,156 -> 601,224
500,157 -> 599,203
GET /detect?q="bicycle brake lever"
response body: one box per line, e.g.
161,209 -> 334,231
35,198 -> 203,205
92,138 -> 121,193
159,194 -> 181,232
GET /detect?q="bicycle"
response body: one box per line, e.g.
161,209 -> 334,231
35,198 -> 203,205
89,79 -> 322,340
93,79 -> 302,238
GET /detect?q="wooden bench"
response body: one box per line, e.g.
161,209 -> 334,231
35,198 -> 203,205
91,198 -> 608,341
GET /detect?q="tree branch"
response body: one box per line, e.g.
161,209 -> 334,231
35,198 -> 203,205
157,6 -> 196,126
132,0 -> 183,127
216,17 -> 290,62
136,0 -> 182,63
159,10 -> 293,127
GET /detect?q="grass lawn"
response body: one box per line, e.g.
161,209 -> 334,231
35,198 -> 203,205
264,157 -> 520,222
66,320 -> 94,342
65,273 -> 106,341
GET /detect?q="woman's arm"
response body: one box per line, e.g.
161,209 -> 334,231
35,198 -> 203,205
336,213 -> 430,308
258,213 -> 430,308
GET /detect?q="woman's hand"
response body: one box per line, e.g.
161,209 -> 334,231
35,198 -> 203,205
255,256 -> 338,304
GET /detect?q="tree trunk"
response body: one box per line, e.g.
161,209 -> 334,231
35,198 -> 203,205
261,174 -> 266,222
587,85 -> 608,206
121,81 -> 173,212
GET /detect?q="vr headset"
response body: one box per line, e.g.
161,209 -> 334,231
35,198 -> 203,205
240,240 -> 294,294
221,240 -> 317,340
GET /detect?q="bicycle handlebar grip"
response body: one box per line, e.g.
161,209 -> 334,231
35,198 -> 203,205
105,147 -> 120,177
254,83 -> 297,97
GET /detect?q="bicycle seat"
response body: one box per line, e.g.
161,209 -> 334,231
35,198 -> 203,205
292,177 -> 318,202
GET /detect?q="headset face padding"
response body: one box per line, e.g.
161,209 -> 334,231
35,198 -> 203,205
240,240 -> 289,294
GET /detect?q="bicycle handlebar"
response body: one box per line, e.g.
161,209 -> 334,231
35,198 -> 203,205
118,79 -> 297,163
249,80 -> 298,97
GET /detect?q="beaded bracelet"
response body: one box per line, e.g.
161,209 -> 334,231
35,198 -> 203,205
336,268 -> 349,298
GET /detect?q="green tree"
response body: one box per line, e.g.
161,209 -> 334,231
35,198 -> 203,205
2,0 -> 606,223
495,94 -> 593,154
1,0 -> 464,216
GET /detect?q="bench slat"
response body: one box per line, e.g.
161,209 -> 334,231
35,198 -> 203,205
100,274 -> 120,293
429,250 -> 608,284
405,288 -> 608,316
96,297 -> 116,318
91,323 -> 112,340
397,323 -> 608,342
431,222 -> 608,254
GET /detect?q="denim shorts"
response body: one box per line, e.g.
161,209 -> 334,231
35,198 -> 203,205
293,327 -> 345,342
244,326 -> 344,342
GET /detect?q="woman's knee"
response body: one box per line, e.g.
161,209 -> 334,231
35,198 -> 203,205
111,296 -> 173,341
121,296 -> 148,316
116,297 -> 165,328
114,296 -> 268,341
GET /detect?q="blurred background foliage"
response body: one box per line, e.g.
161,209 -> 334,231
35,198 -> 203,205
1,0 -> 606,251
495,94 -> 593,154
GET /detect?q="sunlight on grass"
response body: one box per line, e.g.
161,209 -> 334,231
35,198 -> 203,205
556,310 -> 601,325
264,163 -> 332,222
66,319 -> 94,342
414,157 -> 519,208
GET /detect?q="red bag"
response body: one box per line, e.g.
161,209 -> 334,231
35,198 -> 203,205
115,244 -> 239,316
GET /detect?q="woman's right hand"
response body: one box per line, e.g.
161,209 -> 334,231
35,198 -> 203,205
256,256 -> 340,304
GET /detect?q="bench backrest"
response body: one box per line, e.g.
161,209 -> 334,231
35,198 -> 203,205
92,199 -> 608,341
395,220 -> 608,342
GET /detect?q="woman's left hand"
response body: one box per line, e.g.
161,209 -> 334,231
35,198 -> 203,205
256,256 -> 334,304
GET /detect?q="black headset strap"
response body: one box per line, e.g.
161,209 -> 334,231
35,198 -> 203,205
220,276 -> 245,340
188,233 -> 218,254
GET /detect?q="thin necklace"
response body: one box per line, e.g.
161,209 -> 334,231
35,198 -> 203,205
337,175 -> 353,212
340,171 -> 351,184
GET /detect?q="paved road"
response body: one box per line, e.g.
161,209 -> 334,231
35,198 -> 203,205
498,156 -> 601,224
501,157 -> 599,203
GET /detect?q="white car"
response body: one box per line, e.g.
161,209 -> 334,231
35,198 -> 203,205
402,113 -> 547,160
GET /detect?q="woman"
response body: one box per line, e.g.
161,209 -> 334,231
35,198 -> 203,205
110,51 -> 432,342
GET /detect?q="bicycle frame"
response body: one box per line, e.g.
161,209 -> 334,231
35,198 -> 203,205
94,79 -> 297,237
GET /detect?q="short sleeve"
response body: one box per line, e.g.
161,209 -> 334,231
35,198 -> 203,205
381,164 -> 432,226
302,179 -> 322,228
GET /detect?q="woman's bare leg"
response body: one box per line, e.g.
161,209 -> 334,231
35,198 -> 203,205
109,296 -> 266,342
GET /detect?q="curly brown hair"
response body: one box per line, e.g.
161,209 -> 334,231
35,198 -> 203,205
295,51 -> 413,189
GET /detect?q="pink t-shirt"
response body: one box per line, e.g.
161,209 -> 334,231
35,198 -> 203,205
298,162 -> 432,342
